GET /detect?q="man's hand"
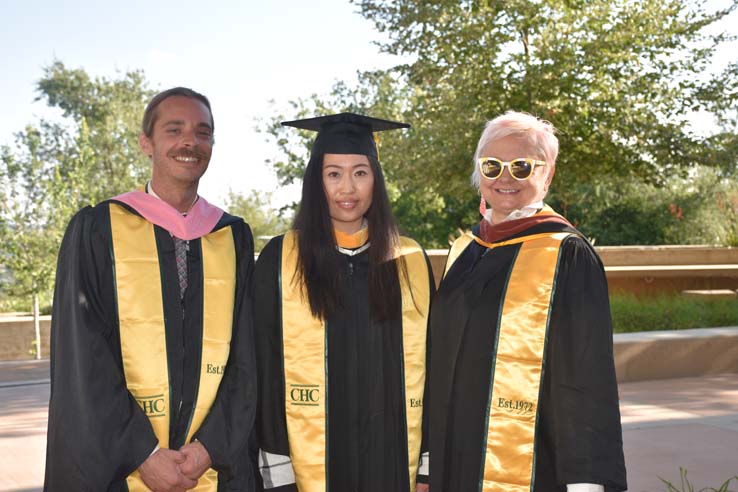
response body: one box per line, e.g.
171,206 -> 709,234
179,441 -> 212,480
416,483 -> 430,492
139,448 -> 197,492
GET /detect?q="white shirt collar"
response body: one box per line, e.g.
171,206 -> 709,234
483,200 -> 544,224
146,181 -> 198,216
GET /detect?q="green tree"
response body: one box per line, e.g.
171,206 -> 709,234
224,189 -> 292,251
1,62 -> 153,325
548,165 -> 738,245
264,0 -> 738,246
0,119 -> 93,355
35,60 -> 154,202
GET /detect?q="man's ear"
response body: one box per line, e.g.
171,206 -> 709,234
139,132 -> 153,158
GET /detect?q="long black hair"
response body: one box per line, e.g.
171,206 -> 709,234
292,150 -> 408,321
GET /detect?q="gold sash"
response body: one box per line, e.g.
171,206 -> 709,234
445,231 -> 572,492
280,231 -> 429,492
443,232 -> 474,277
110,203 -> 235,491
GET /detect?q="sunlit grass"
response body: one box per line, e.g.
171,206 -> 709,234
611,294 -> 738,333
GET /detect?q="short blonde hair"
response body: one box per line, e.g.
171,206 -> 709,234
471,111 -> 559,188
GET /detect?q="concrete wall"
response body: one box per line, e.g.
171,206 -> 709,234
614,327 -> 738,382
596,245 -> 738,266
426,245 -> 738,295
0,316 -> 51,361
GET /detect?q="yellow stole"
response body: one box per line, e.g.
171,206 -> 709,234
109,203 -> 236,491
280,230 -> 429,492
444,230 -> 572,492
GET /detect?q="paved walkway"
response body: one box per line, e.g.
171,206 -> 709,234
0,361 -> 49,492
0,360 -> 736,491
620,374 -> 738,491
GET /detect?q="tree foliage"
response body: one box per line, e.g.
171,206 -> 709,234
224,189 -> 293,251
34,60 -> 154,202
550,165 -> 738,245
264,0 -> 738,246
0,61 -> 154,306
0,119 -> 92,304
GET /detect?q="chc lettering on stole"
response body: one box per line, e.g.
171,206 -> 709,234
289,384 -> 320,406
136,394 -> 166,417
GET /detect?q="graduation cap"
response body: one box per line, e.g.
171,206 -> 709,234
281,112 -> 410,159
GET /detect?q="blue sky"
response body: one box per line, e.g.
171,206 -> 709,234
1,0 -> 736,208
0,0 -> 403,207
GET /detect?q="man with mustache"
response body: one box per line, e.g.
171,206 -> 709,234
44,88 -> 257,492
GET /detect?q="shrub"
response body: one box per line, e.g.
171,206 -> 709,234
610,293 -> 738,333
550,166 -> 738,246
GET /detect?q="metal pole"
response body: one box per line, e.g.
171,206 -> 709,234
33,292 -> 41,360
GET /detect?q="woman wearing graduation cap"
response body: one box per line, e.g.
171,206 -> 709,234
254,113 -> 432,492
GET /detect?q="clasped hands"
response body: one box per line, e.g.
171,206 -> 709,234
139,441 -> 212,492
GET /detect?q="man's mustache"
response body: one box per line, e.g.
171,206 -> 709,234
168,148 -> 208,160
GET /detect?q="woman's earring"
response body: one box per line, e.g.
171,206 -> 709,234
479,196 -> 487,216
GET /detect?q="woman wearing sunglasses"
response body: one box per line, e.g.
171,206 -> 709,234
253,113 -> 433,492
428,111 -> 627,492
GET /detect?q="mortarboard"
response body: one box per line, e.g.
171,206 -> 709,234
281,112 -> 410,159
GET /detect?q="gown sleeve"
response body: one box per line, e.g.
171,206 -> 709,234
194,221 -> 258,484
253,236 -> 298,492
44,207 -> 158,491
542,236 -> 627,491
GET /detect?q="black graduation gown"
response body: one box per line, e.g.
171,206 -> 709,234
429,222 -> 627,492
254,235 -> 434,492
44,201 -> 257,491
